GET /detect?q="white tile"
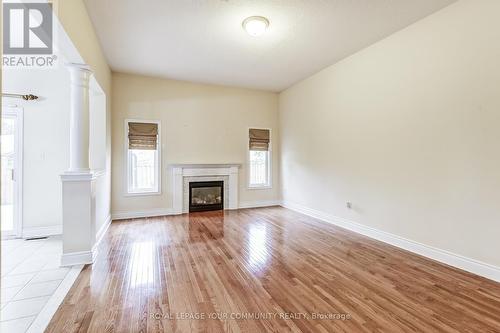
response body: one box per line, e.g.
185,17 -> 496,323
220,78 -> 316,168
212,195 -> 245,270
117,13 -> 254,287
1,273 -> 35,288
1,285 -> 24,303
34,258 -> 59,269
36,248 -> 61,256
6,244 -> 43,258
1,240 -> 25,254
0,296 -> 49,321
40,260 -> 62,271
1,265 -> 16,277
0,236 -> 75,331
13,280 -> 62,301
34,252 -> 60,261
0,316 -> 35,333
7,260 -> 47,275
31,268 -> 69,283
1,256 -> 25,268
26,265 -> 84,333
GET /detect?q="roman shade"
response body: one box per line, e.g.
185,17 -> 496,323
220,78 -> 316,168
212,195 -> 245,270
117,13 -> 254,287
249,128 -> 270,151
128,122 -> 158,150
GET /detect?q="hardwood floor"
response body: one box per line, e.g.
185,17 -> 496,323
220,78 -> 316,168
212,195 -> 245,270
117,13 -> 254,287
46,207 -> 500,332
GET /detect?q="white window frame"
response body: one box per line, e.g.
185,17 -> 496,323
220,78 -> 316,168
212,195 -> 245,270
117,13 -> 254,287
247,127 -> 272,189
124,119 -> 161,196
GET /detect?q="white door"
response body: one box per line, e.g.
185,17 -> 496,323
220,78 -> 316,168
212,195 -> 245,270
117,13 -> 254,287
1,107 -> 23,238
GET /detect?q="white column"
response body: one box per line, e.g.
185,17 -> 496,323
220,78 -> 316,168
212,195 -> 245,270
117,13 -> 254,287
61,63 -> 97,266
228,166 -> 239,209
172,167 -> 183,214
67,63 -> 92,173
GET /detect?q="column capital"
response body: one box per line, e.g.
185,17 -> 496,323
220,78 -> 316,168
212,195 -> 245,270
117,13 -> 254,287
67,63 -> 93,89
66,62 -> 92,73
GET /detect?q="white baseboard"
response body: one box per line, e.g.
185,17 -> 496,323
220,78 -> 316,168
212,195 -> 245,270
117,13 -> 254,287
97,215 -> 112,240
60,250 -> 96,266
22,225 -> 62,238
238,200 -> 281,209
281,201 -> 500,283
111,208 -> 175,221
60,215 -> 111,266
92,214 -> 111,253
112,202 -> 283,220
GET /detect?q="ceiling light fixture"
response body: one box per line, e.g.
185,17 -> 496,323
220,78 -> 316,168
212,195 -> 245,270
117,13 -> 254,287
242,16 -> 269,37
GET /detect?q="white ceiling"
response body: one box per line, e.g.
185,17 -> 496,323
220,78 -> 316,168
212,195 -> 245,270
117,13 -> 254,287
84,0 -> 455,92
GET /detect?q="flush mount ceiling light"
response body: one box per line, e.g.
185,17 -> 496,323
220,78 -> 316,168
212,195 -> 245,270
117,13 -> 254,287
242,16 -> 269,37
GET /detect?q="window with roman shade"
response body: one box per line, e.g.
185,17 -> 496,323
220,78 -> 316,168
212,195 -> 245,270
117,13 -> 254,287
249,128 -> 270,151
126,120 -> 160,194
128,122 -> 158,150
248,128 -> 271,188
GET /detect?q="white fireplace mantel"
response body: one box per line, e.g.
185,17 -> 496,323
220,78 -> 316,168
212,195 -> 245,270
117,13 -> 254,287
171,164 -> 241,214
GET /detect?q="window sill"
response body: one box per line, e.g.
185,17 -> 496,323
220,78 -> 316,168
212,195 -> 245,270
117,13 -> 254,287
248,185 -> 272,190
124,191 -> 162,197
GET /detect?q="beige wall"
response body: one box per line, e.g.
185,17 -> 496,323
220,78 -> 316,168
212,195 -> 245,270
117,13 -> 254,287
279,0 -> 500,267
111,73 -> 280,214
54,0 -> 111,95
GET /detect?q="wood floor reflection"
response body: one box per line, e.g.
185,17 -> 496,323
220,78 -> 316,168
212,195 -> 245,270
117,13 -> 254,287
46,207 -> 500,332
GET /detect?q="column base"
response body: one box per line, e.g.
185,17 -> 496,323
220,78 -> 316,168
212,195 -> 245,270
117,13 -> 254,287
60,248 -> 98,266
60,171 -> 97,267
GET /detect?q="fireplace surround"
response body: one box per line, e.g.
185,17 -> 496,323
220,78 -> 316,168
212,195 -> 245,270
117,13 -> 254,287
171,164 -> 240,214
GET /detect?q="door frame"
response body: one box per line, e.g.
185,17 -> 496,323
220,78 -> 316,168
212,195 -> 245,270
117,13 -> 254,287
2,106 -> 23,238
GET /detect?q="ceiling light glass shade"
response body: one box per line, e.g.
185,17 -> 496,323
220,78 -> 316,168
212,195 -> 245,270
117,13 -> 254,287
242,16 -> 269,37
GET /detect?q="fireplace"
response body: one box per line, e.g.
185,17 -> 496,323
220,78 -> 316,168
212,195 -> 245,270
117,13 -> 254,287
189,181 -> 224,212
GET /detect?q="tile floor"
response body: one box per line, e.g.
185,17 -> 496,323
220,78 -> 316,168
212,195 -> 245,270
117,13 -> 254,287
1,236 -> 74,332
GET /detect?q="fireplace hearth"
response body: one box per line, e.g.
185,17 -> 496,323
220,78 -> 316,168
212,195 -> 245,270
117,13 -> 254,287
189,181 -> 224,212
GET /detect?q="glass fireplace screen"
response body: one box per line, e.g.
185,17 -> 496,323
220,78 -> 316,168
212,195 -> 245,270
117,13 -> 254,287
189,181 -> 224,212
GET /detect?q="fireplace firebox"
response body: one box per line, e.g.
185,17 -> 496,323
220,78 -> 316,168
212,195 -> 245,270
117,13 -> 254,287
189,181 -> 224,212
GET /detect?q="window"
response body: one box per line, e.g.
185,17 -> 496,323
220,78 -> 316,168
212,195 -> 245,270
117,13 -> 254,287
126,120 -> 160,194
248,128 -> 271,188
